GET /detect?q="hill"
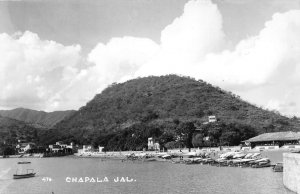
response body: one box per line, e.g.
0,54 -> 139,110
0,115 -> 42,145
49,75 -> 300,149
0,108 -> 75,128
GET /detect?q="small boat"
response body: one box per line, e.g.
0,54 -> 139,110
272,163 -> 283,172
13,172 -> 36,179
161,154 -> 172,159
144,158 -> 157,162
251,161 -> 271,168
17,161 -> 31,164
13,162 -> 36,179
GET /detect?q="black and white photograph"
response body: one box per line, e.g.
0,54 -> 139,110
0,0 -> 300,193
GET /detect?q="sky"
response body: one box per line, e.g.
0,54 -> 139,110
0,0 -> 300,117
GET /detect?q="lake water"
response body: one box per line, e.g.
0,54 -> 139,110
0,153 -> 294,194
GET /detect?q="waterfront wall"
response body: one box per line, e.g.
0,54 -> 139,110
283,153 -> 300,193
254,145 -> 280,150
282,145 -> 300,149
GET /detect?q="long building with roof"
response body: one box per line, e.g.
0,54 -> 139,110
243,131 -> 300,150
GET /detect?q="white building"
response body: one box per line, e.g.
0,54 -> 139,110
16,143 -> 35,153
49,142 -> 75,152
153,143 -> 160,151
148,137 -> 154,150
148,137 -> 160,151
98,146 -> 104,152
49,144 -> 63,152
208,115 -> 217,123
77,145 -> 100,154
83,145 -> 93,152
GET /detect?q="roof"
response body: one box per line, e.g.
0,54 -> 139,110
245,131 -> 300,142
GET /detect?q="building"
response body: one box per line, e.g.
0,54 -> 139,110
202,115 -> 217,125
148,137 -> 160,151
243,131 -> 300,150
98,146 -> 104,152
49,144 -> 63,152
83,145 -> 93,152
16,143 -> 35,154
148,137 -> 154,150
208,115 -> 217,123
49,142 -> 75,153
153,143 -> 160,151
77,145 -> 101,154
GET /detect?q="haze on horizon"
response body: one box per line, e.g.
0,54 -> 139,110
0,0 -> 300,117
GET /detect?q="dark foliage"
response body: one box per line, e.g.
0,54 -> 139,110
48,75 -> 300,150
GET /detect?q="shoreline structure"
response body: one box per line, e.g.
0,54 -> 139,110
0,147 -> 297,160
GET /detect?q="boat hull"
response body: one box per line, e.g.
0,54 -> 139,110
13,173 -> 36,179
17,162 -> 31,164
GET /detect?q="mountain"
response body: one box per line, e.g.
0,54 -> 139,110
51,75 -> 300,148
0,115 -> 41,145
0,108 -> 75,128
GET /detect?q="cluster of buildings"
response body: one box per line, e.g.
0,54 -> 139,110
13,114 -> 300,155
15,141 -> 77,154
14,140 -> 107,155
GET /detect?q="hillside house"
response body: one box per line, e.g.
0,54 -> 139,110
208,115 -> 217,123
202,115 -> 217,125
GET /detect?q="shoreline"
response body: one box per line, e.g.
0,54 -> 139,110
1,148 -> 297,161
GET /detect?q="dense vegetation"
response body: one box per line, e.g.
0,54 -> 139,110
1,75 -> 299,151
43,75 -> 300,150
0,116 -> 42,155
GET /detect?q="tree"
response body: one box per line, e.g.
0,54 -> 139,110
159,131 -> 175,145
175,122 -> 196,150
219,130 -> 240,146
3,146 -> 15,156
164,141 -> 176,149
192,133 -> 204,148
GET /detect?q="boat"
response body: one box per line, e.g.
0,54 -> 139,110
17,161 -> 31,164
13,162 -> 36,179
272,163 -> 283,172
161,154 -> 172,159
13,172 -> 36,179
251,161 -> 271,168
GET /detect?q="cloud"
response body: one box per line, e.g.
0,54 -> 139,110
196,10 -> 300,116
87,37 -> 159,83
51,36 -> 159,111
0,31 -> 82,110
86,0 -> 300,116
197,10 -> 300,86
1,0 -> 300,117
136,0 -> 225,76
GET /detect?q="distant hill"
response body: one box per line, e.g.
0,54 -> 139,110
51,75 -> 300,147
0,108 -> 75,128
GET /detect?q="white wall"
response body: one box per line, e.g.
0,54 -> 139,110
283,153 -> 300,193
